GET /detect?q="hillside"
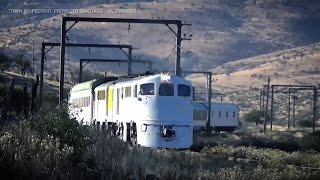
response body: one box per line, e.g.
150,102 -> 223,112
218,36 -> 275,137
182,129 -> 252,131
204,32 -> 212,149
1,0 -> 320,81
188,42 -> 320,91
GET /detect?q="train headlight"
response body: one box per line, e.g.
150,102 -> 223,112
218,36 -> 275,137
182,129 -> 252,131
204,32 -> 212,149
141,124 -> 147,132
161,125 -> 175,140
160,72 -> 171,83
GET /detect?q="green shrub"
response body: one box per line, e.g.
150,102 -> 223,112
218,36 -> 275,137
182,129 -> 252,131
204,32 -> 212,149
11,86 -> 27,116
0,83 -> 6,107
0,85 -> 30,116
1,106 -> 320,179
0,121 -> 75,177
42,91 -> 59,107
30,105 -> 92,159
301,131 -> 320,152
297,120 -> 314,128
244,110 -> 264,124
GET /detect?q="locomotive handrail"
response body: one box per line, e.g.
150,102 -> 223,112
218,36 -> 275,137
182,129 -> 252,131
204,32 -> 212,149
142,123 -> 191,127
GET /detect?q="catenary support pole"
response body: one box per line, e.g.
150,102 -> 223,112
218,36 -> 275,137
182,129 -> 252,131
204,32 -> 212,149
59,19 -> 67,106
176,22 -> 182,76
270,86 -> 274,129
264,77 -> 270,134
288,89 -> 291,129
39,44 -> 45,108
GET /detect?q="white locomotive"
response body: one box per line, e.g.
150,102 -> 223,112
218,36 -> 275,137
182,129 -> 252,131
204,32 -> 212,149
193,101 -> 240,133
68,73 -> 194,149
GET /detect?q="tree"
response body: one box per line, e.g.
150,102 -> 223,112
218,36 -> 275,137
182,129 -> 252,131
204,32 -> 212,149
69,68 -> 80,84
82,70 -> 104,82
14,54 -> 31,75
244,109 -> 263,125
0,53 -> 11,72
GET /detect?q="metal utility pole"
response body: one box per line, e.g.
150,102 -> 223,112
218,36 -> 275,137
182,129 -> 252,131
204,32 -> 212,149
128,47 -> 132,75
313,87 -> 317,132
79,60 -> 83,83
40,43 -> 45,107
59,16 -> 191,106
288,89 -> 291,129
260,89 -> 265,118
176,22 -> 182,76
260,91 -> 263,113
60,19 -> 67,106
32,43 -> 35,76
206,73 -> 213,134
264,77 -> 270,134
270,86 -> 274,129
292,94 -> 296,128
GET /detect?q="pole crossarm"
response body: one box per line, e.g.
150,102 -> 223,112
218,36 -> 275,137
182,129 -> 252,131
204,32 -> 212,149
44,46 -> 55,55
80,58 -> 150,63
64,17 -> 181,24
82,61 -> 90,68
78,58 -> 152,83
272,85 -> 316,88
43,42 -> 132,49
119,48 -> 129,57
165,24 -> 177,37
66,21 -> 78,33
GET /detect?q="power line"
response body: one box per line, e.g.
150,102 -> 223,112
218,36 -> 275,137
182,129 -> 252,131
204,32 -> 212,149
163,44 -> 176,61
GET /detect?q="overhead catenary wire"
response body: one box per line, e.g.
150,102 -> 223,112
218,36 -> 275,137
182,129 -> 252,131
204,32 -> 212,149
163,44 -> 177,61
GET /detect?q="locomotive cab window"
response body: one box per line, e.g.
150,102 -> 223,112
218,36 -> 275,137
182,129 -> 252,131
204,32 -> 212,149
140,83 -> 154,95
178,84 -> 191,96
159,83 -> 174,96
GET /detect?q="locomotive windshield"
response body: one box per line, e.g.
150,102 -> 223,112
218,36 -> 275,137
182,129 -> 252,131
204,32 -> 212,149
178,84 -> 191,96
140,83 -> 154,95
159,83 -> 174,96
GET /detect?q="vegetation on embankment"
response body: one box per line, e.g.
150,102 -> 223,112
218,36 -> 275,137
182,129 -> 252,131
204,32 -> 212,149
0,106 -> 320,179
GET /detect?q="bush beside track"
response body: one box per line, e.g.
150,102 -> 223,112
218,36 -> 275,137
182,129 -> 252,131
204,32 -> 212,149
1,106 -> 320,179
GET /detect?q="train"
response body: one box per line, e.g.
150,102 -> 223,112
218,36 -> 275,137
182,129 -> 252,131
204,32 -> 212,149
68,72 -> 194,149
193,101 -> 240,133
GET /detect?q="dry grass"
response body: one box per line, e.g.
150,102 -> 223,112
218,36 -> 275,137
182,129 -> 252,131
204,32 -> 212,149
0,105 -> 320,179
1,106 -> 320,179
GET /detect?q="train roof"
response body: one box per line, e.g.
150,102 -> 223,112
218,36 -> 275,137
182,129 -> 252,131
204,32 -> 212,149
70,72 -> 192,92
70,77 -> 119,93
97,73 -> 192,88
70,80 -> 96,92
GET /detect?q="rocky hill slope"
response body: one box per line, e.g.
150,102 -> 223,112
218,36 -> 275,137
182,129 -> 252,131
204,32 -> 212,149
0,0 -> 320,88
